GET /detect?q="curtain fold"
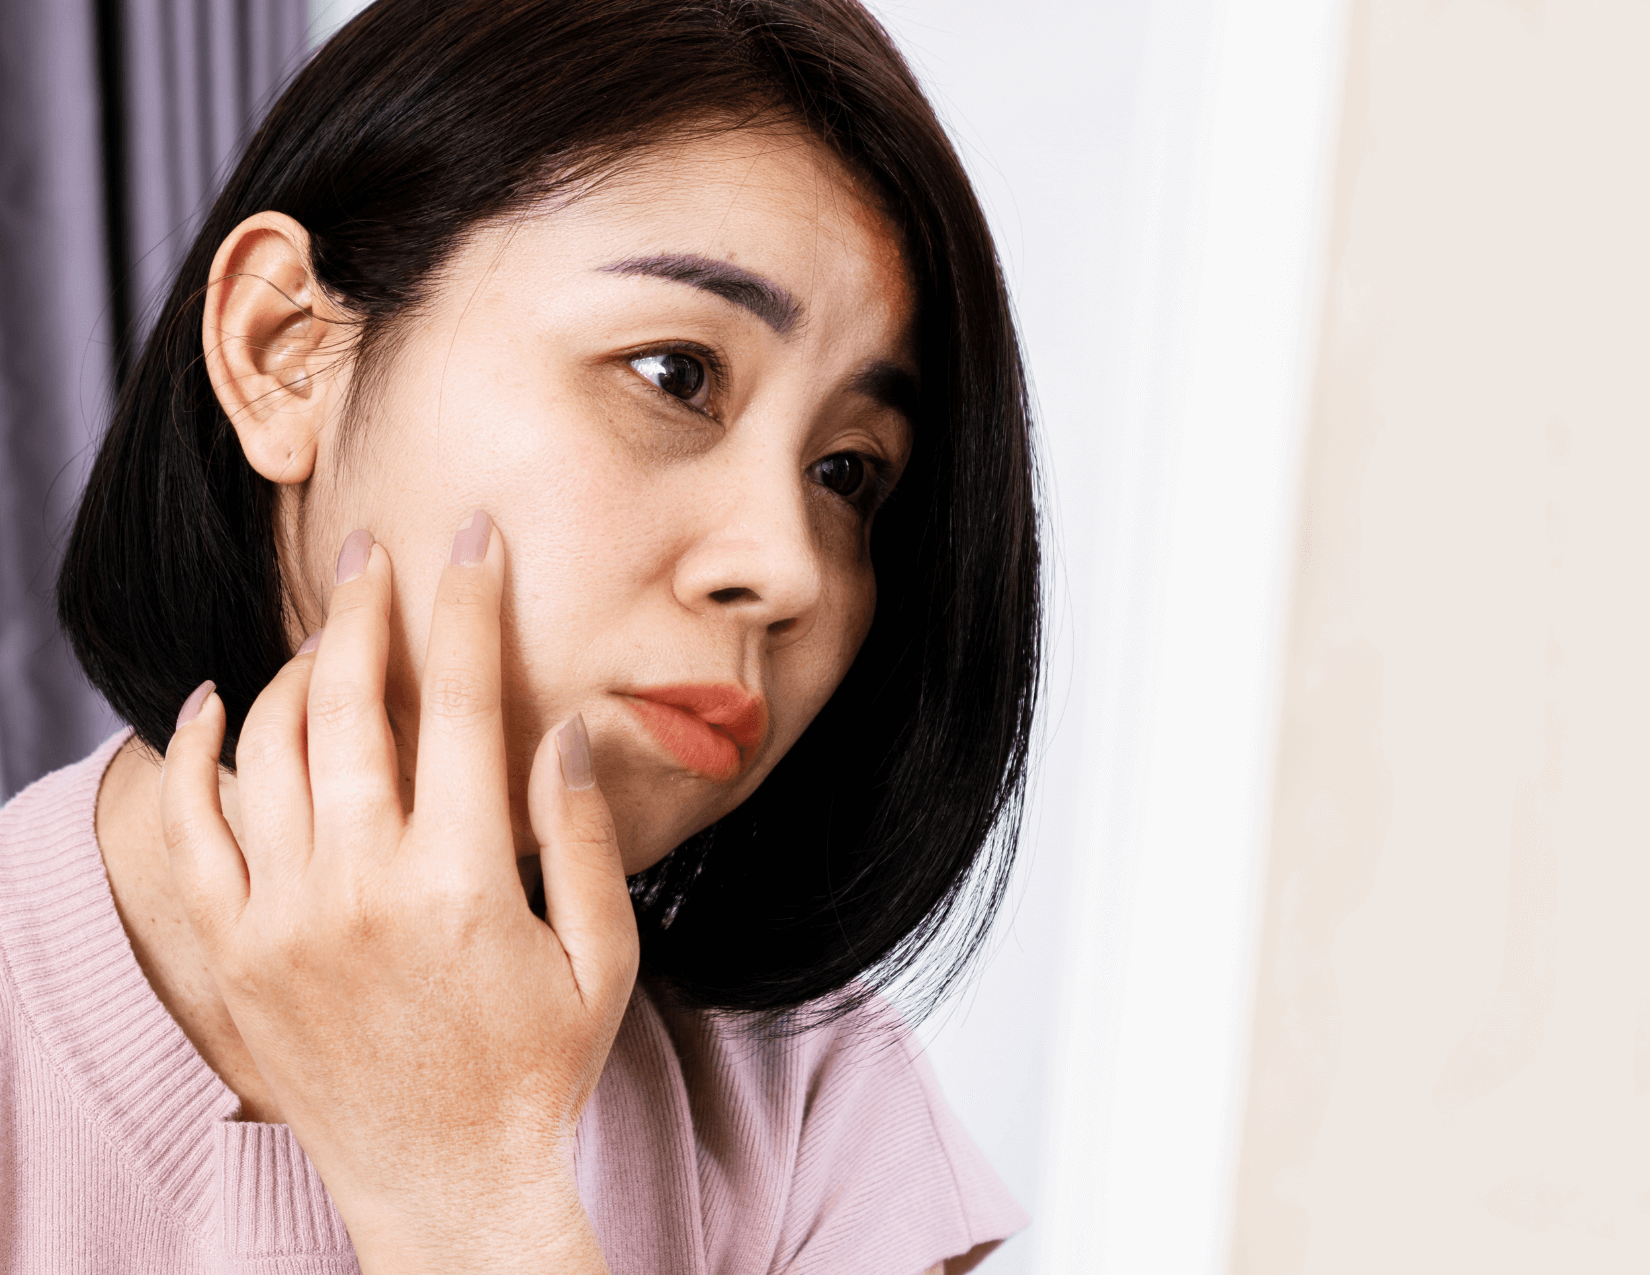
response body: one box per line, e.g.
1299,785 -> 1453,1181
0,0 -> 310,798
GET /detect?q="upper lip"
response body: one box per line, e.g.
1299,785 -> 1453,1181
624,683 -> 768,751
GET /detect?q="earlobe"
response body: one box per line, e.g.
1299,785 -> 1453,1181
202,211 -> 345,486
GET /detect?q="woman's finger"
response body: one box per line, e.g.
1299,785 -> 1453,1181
410,511 -> 513,871
232,640 -> 320,890
528,715 -> 639,1010
159,683 -> 249,948
305,530 -> 403,857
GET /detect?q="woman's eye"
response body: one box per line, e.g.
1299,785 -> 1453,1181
630,351 -> 708,406
811,452 -> 869,502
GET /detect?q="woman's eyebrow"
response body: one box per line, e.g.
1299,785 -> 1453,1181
598,254 -> 801,335
851,359 -> 920,423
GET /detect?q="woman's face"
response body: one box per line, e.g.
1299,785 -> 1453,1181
284,129 -> 916,873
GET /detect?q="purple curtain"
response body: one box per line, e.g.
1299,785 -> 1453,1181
0,0 -> 309,799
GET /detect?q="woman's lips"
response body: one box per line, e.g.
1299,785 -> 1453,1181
620,684 -> 767,782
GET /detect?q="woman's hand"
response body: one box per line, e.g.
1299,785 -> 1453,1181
158,515 -> 637,1275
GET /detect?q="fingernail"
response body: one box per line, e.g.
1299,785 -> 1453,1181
450,510 -> 492,567
296,630 -> 322,655
557,714 -> 595,790
336,529 -> 372,584
176,680 -> 216,730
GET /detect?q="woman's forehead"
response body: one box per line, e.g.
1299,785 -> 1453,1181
469,129 -> 913,319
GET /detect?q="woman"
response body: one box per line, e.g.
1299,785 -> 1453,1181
0,0 -> 1040,1271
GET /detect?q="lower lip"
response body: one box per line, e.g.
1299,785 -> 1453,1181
623,697 -> 744,781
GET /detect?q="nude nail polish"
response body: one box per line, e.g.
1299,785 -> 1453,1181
297,630 -> 322,655
176,680 -> 216,730
557,714 -> 595,790
336,529 -> 372,584
450,510 -> 492,567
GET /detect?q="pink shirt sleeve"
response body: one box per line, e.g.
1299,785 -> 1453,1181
623,988 -> 1026,1275
768,1004 -> 1027,1274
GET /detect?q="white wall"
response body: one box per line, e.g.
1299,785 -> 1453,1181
307,0 -> 372,44
1235,3 -> 1650,1269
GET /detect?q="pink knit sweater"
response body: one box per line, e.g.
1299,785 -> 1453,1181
0,733 -> 1024,1273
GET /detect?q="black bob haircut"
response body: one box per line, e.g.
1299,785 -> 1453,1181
59,0 -> 1041,1020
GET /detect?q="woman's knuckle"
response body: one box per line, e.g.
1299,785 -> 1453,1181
326,582 -> 377,616
318,793 -> 381,846
425,669 -> 490,721
326,879 -> 379,943
307,689 -> 365,732
232,723 -> 283,773
570,806 -> 618,852
425,866 -> 489,916
440,570 -> 490,612
161,803 -> 208,853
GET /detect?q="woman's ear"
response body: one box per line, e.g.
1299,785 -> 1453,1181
202,212 -> 347,485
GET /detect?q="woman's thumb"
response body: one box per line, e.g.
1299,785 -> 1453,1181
527,715 -> 639,1008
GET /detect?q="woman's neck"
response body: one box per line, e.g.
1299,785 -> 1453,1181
95,737 -> 284,1122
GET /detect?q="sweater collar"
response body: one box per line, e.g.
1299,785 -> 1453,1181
0,730 -> 240,1231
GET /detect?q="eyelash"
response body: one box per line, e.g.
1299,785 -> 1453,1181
840,454 -> 896,513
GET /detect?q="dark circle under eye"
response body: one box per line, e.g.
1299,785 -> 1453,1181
813,452 -> 867,499
631,352 -> 705,401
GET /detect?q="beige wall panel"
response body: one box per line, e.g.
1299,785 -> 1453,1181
1233,1 -> 1650,1271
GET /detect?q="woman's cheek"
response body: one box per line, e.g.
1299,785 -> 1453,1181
789,573 -> 877,726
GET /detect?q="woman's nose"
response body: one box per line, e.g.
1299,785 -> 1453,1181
672,466 -> 823,641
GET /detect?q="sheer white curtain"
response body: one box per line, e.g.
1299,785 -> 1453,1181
866,3 -> 1346,1272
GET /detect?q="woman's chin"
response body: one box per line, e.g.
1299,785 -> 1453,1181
605,783 -> 713,877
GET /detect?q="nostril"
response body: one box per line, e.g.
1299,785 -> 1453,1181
710,586 -> 757,605
768,618 -> 797,636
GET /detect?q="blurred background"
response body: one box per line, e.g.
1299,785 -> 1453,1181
4,1 -> 1647,1271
